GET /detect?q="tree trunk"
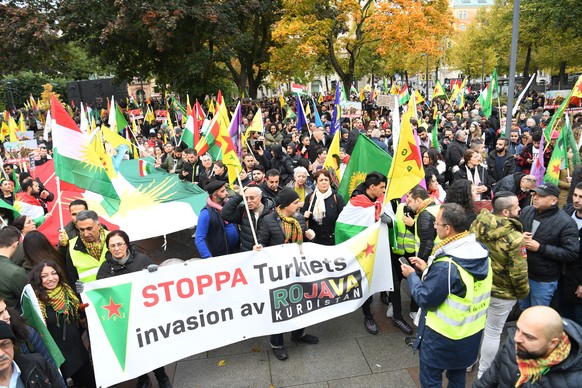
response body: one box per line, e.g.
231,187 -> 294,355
405,71 -> 409,87
325,75 -> 329,93
559,61 -> 567,86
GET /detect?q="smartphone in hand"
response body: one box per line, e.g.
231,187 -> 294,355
398,257 -> 412,266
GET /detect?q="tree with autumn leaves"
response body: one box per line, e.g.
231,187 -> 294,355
269,0 -> 453,93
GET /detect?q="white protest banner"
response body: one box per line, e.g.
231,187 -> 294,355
82,222 -> 393,387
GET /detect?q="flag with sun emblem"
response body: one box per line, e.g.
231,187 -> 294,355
50,95 -> 120,214
337,134 -> 392,203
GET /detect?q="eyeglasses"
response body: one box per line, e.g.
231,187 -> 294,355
109,242 -> 126,249
0,340 -> 13,350
245,196 -> 257,201
433,221 -> 448,227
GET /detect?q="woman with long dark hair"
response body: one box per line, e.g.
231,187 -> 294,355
28,260 -> 96,388
22,230 -> 65,271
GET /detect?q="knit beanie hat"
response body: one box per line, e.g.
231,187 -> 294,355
278,188 -> 300,209
0,321 -> 15,341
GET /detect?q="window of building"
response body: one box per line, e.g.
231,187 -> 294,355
458,11 -> 467,19
459,24 -> 466,31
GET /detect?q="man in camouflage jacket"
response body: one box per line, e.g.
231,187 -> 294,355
470,192 -> 530,378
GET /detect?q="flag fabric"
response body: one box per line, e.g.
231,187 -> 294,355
337,134 -> 393,202
530,133 -> 546,185
115,105 -> 129,134
565,114 -> 581,167
330,83 -> 342,136
182,115 -> 195,149
295,94 -> 309,131
51,95 -> 120,215
544,75 -> 582,140
457,78 -> 467,108
8,116 -> 19,142
478,69 -> 498,118
144,106 -> 155,124
228,102 -> 243,158
323,130 -> 341,185
414,90 -> 425,105
335,196 -> 379,244
449,83 -> 460,105
284,105 -> 297,123
138,159 -> 153,177
279,95 -> 287,107
544,128 -> 568,185
386,99 -> 425,201
242,107 -> 264,150
18,113 -> 26,132
0,199 -> 19,224
399,84 -> 410,105
291,83 -> 308,95
350,84 -> 358,95
311,98 -> 323,127
29,95 -> 37,110
21,285 -> 65,367
431,110 -> 440,153
318,94 -> 324,104
359,88 -> 365,102
432,80 -> 447,98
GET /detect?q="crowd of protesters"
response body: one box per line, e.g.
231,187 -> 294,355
1,84 -> 582,386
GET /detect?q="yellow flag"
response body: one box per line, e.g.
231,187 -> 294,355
318,94 -> 324,104
279,94 -> 287,107
101,124 -> 132,150
18,113 -> 26,132
242,107 -> 263,148
385,99 -> 425,201
323,130 -> 341,181
8,116 -> 19,142
359,89 -> 365,102
90,129 -> 117,180
414,90 -> 425,104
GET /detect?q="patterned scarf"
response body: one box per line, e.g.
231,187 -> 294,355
39,284 -> 80,326
82,227 -> 106,260
431,230 -> 470,255
515,332 -> 571,387
276,208 -> 303,244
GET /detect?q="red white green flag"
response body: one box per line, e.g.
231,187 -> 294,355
50,95 -> 120,215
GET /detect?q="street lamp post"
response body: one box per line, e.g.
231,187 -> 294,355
421,54 -> 429,100
6,81 -> 15,111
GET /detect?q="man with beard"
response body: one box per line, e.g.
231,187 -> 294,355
475,306 -> 582,387
471,192 -> 530,378
195,181 -> 239,258
486,138 -> 516,182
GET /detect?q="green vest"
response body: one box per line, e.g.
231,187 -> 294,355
392,204 -> 416,255
425,256 -> 492,340
68,236 -> 108,282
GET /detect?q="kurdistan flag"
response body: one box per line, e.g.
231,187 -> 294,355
544,128 -> 568,185
337,134 -> 392,203
50,95 -> 121,215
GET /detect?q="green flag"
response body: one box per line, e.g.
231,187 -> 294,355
478,68 -> 497,118
544,127 -> 568,185
565,114 -> 581,167
21,285 -> 65,367
115,105 -> 129,134
86,283 -> 133,370
337,134 -> 392,202
431,113 -> 440,153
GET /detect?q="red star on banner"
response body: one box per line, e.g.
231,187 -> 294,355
552,164 -> 561,174
365,243 -> 375,256
403,141 -> 422,169
102,297 -> 123,319
576,81 -> 582,96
